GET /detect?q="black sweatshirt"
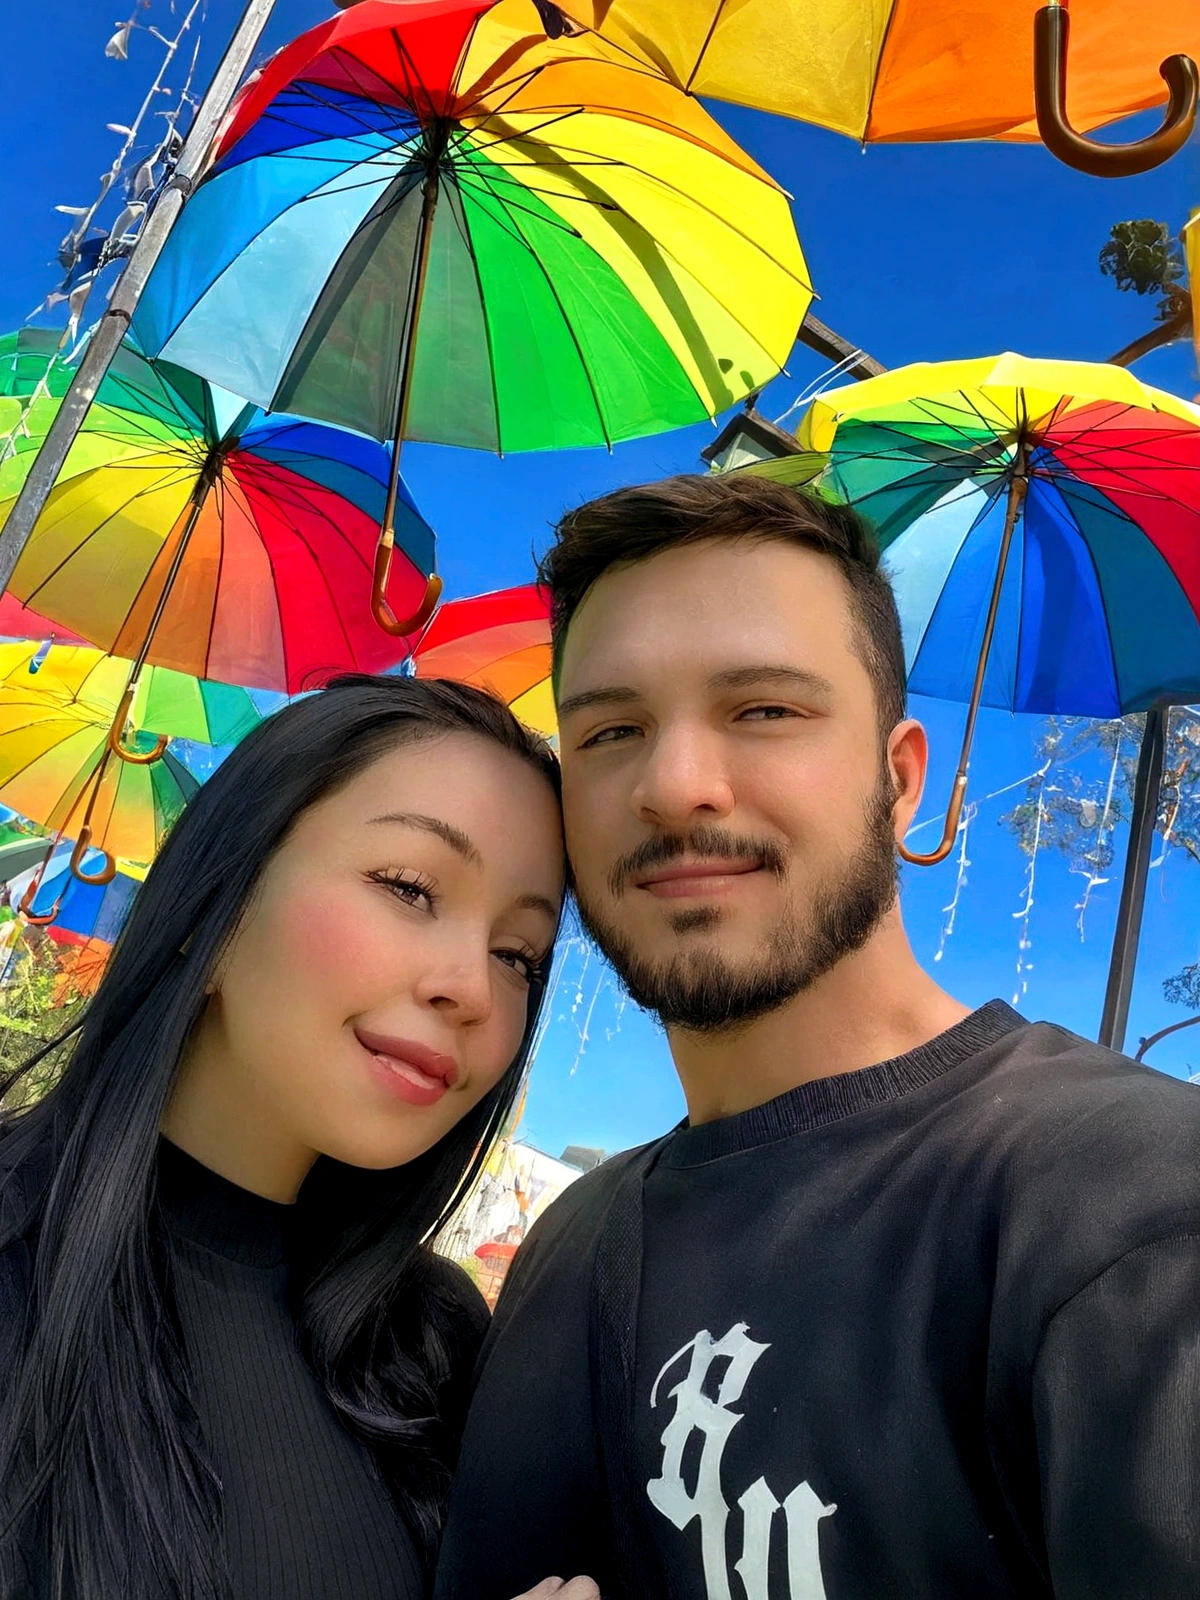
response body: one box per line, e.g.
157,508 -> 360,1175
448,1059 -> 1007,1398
0,1136 -> 489,1600
435,1002 -> 1200,1600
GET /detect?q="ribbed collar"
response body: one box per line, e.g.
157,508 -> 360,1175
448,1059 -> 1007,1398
661,1000 -> 1025,1168
157,1138 -> 293,1268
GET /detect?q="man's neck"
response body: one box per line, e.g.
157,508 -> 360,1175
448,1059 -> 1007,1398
669,914 -> 971,1125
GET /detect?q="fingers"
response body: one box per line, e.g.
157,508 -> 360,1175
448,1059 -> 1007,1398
513,1580 -> 601,1600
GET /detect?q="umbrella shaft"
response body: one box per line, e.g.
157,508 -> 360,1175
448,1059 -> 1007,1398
383,136 -> 446,540
129,459 -> 218,684
954,449 -> 1029,775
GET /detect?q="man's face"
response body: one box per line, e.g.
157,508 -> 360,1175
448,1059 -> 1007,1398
556,537 -> 915,1032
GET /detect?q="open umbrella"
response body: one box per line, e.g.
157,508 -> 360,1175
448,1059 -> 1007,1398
0,328 -> 439,686
0,689 -> 197,903
412,583 -> 555,738
131,0 -> 812,634
542,0 -> 1199,176
795,352 -> 1200,1046
0,640 -> 261,754
0,639 -> 255,903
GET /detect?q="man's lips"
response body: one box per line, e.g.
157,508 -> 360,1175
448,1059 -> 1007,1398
354,1029 -> 461,1095
634,859 -> 763,898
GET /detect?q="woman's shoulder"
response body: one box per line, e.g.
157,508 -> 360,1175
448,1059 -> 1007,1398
427,1251 -> 491,1347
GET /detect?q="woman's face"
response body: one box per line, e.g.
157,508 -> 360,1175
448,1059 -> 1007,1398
184,731 -> 564,1177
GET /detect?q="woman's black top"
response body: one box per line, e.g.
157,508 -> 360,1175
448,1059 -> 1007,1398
0,1134 -> 490,1599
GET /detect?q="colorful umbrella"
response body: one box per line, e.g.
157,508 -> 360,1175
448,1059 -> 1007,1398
6,847 -> 139,946
0,641 -> 261,753
0,639 -> 247,898
412,583 -> 555,738
543,0 -> 1199,176
0,328 -> 439,688
131,0 -> 812,634
797,353 -> 1200,1044
0,688 -> 197,898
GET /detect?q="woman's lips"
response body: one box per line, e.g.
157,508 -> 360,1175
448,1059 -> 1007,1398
354,1029 -> 459,1108
636,859 -> 763,899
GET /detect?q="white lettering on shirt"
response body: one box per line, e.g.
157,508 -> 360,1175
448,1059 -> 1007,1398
648,1324 -> 836,1600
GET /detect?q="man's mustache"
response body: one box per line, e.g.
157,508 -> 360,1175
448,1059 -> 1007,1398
607,827 -> 789,897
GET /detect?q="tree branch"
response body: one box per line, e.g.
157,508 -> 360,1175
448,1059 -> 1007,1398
1107,298 -> 1193,368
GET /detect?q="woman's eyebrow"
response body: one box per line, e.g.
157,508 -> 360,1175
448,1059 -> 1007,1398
515,892 -> 561,923
367,812 -> 482,867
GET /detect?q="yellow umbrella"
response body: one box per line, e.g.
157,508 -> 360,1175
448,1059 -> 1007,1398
545,0 -> 1198,175
0,642 -> 257,912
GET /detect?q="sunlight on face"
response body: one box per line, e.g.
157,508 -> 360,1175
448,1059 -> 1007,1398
200,732 -> 564,1170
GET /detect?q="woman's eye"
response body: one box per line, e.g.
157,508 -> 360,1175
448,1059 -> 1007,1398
580,723 -> 640,749
368,870 -> 436,909
493,947 -> 543,985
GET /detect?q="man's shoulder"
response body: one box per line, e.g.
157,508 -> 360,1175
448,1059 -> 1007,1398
978,1015 -> 1200,1160
965,1017 -> 1200,1301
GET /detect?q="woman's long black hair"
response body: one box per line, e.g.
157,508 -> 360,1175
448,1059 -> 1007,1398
0,674 -> 562,1599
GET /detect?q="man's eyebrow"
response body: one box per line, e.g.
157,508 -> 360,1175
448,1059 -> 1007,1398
555,686 -> 643,720
367,812 -> 482,867
708,664 -> 836,700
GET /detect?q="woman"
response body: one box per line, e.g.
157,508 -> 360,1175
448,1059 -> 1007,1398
0,675 -> 595,1600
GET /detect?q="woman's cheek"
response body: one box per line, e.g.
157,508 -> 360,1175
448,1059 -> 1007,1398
270,882 -> 401,995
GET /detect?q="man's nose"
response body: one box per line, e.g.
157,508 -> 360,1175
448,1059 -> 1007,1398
630,723 -> 735,829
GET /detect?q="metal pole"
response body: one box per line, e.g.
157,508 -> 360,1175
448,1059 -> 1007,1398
1098,704 -> 1168,1052
0,0 -> 277,598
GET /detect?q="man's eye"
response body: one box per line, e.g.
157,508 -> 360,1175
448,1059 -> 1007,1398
579,724 -> 640,749
738,704 -> 800,721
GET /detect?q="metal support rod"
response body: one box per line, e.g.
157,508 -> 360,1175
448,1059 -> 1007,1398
1099,703 -> 1168,1052
0,0 -> 277,598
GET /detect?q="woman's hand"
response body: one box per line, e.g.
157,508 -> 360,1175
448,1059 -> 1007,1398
512,1581 -> 600,1599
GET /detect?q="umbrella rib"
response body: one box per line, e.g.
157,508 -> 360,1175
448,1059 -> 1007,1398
241,466 -> 366,679
495,124 -> 814,290
19,464 -> 198,619
463,155 -> 612,449
452,167 -> 589,239
443,174 -> 504,454
683,1 -> 729,95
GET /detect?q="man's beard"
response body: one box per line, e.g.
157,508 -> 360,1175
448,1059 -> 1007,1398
573,773 -> 899,1033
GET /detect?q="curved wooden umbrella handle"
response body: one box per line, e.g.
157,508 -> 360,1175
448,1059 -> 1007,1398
372,532 -> 443,637
17,880 -> 65,926
107,685 -> 169,765
69,826 -> 117,886
898,773 -> 969,867
1035,5 -> 1198,177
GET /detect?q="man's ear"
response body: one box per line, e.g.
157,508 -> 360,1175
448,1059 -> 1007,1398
886,718 -> 928,843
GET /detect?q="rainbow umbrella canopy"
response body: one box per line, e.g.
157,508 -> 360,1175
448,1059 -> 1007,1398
130,0 -> 811,628
0,641 -> 259,882
0,329 -> 438,691
412,583 -> 554,737
544,0 -> 1199,175
799,354 -> 1200,728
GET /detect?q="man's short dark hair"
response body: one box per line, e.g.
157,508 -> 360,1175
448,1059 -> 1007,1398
538,472 -> 907,739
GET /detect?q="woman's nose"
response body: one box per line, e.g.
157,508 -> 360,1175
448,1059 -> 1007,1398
413,949 -> 493,1026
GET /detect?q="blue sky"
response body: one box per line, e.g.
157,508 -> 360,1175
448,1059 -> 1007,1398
3,1 -> 1199,1156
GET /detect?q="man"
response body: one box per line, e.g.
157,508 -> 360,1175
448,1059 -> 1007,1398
435,474 -> 1200,1599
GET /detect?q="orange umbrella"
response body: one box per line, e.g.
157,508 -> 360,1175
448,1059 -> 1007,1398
542,0 -> 1199,175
